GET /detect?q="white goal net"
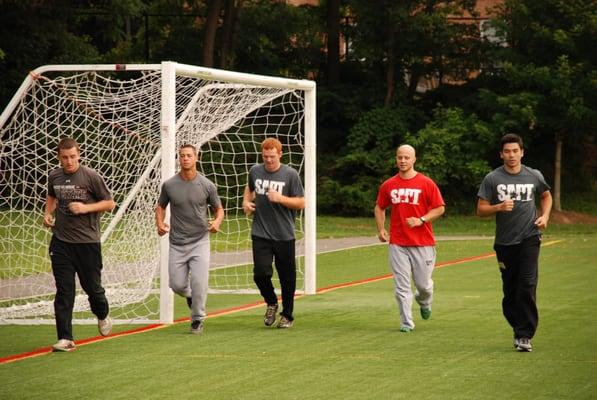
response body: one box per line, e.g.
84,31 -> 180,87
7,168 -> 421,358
0,62 -> 316,324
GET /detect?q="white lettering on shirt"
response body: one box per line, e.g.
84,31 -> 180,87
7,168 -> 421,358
255,179 -> 286,195
496,183 -> 534,201
390,188 -> 422,205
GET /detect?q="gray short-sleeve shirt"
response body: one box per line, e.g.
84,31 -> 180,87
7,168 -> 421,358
478,165 -> 550,246
48,165 -> 113,243
248,164 -> 304,241
158,173 -> 222,246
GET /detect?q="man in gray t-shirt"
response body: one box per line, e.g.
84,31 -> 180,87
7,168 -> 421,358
43,137 -> 116,352
156,144 -> 224,334
243,138 -> 305,329
477,133 -> 552,353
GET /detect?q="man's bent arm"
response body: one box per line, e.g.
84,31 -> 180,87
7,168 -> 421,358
477,198 -> 511,217
86,199 -> 116,213
535,191 -> 552,229
277,195 -> 305,210
422,205 -> 445,222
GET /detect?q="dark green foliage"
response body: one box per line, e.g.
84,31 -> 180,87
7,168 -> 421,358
318,106 -> 421,216
0,1 -> 101,108
476,0 -> 597,193
405,107 -> 494,213
1,0 -> 596,215
233,1 -> 323,77
406,107 -> 493,189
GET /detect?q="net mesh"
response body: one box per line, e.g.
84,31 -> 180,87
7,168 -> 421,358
0,67 -> 306,323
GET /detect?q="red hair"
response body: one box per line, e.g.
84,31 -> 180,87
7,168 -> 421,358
261,138 -> 282,153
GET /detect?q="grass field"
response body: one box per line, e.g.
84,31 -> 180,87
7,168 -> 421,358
1,221 -> 596,399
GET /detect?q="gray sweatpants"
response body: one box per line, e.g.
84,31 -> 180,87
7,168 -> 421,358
169,236 -> 210,321
388,244 -> 436,330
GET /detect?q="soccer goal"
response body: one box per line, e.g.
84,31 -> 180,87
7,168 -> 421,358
0,62 -> 316,325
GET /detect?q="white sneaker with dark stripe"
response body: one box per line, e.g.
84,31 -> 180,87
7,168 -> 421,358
52,339 -> 76,352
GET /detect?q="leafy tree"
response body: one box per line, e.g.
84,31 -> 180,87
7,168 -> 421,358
0,0 -> 101,109
141,1 -> 205,65
73,0 -> 148,54
219,0 -> 240,69
481,0 -> 597,210
203,0 -> 224,67
405,106 -> 493,212
318,105 -> 423,216
325,0 -> 341,86
233,1 -> 323,78
345,0 -> 481,105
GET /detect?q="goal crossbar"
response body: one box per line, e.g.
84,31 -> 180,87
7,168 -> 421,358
0,61 -> 316,325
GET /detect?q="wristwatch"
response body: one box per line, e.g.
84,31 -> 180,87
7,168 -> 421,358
419,216 -> 427,224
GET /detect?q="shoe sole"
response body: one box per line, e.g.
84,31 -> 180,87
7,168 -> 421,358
52,346 -> 76,352
516,346 -> 532,352
190,322 -> 204,334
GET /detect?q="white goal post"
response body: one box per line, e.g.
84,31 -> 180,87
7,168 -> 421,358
0,61 -> 316,325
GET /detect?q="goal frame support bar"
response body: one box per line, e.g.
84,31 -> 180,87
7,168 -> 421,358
160,62 -> 317,323
0,61 -> 317,325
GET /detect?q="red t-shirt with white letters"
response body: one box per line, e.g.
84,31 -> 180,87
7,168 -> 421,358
376,172 -> 445,246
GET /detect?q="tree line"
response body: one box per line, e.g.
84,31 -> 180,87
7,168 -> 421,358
0,0 -> 595,215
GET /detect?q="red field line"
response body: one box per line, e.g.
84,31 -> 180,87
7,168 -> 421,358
316,252 -> 496,295
1,241 -> 562,365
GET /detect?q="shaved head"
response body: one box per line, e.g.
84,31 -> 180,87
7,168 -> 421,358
395,144 -> 417,177
397,144 -> 416,157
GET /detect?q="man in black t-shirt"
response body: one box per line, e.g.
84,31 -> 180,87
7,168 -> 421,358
43,137 -> 116,352
243,138 -> 305,329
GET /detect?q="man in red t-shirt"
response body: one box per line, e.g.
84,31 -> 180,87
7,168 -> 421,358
374,145 -> 445,332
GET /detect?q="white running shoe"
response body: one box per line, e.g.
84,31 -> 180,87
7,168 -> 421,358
52,339 -> 76,352
516,338 -> 533,352
98,316 -> 113,336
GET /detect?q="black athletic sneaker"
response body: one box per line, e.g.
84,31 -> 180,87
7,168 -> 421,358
264,304 -> 278,326
190,319 -> 204,334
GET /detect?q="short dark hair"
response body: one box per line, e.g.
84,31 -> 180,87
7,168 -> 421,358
500,133 -> 523,151
57,137 -> 80,153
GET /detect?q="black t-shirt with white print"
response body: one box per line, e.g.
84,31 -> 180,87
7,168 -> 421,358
48,165 -> 112,243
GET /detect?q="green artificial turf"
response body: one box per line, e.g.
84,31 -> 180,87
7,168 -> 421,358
1,235 -> 596,400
